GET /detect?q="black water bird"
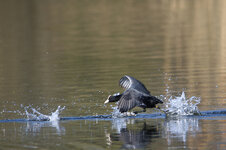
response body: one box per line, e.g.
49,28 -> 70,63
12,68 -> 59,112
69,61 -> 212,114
104,75 -> 163,113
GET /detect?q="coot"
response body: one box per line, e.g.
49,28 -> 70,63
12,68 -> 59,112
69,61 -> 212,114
104,75 -> 163,113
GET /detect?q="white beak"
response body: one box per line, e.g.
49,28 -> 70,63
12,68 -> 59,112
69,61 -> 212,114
104,95 -> 111,104
104,99 -> 109,104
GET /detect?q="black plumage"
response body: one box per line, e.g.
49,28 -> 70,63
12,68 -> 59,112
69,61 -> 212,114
104,75 -> 163,113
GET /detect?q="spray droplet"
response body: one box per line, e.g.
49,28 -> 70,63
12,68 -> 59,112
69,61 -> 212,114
163,91 -> 201,116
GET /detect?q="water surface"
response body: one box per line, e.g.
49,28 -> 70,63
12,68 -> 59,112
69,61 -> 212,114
0,0 -> 226,149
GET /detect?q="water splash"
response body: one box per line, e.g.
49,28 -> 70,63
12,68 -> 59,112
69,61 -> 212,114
24,106 -> 65,121
111,105 -> 124,118
163,92 -> 201,116
110,91 -> 201,117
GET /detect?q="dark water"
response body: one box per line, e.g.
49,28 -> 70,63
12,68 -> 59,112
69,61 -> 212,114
0,0 -> 226,149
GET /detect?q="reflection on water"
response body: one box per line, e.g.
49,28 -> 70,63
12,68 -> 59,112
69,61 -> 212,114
108,117 -> 201,149
1,113 -> 225,149
0,121 -> 65,149
163,117 -> 200,144
108,119 -> 160,149
25,120 -> 65,136
111,118 -> 132,133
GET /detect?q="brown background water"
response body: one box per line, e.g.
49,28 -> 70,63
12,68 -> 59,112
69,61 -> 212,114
0,0 -> 226,149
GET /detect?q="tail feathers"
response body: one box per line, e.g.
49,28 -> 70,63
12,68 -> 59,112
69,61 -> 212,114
150,96 -> 163,104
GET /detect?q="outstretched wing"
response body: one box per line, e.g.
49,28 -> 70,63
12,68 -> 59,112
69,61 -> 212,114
119,75 -> 150,94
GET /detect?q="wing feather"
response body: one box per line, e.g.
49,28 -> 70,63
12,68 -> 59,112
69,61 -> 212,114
118,89 -> 142,113
119,75 -> 150,94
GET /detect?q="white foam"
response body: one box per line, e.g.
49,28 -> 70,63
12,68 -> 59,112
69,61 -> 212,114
163,91 -> 201,116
